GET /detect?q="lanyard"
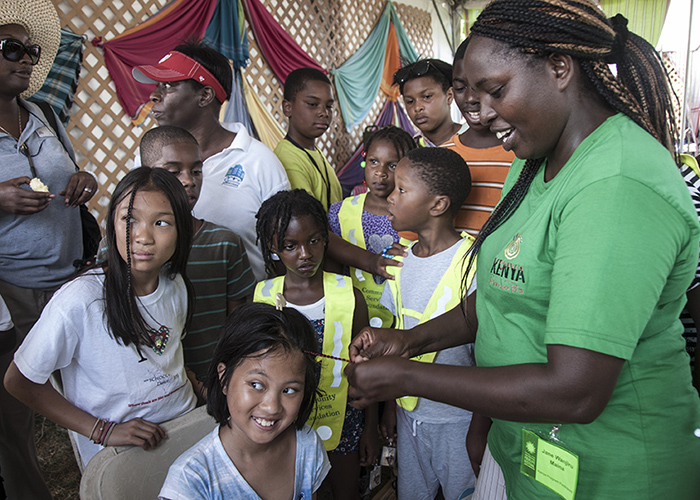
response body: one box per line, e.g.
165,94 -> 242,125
284,135 -> 332,210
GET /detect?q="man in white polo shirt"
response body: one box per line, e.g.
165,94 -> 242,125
133,42 -> 289,280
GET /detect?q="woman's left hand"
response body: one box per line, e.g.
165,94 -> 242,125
60,171 -> 97,207
346,356 -> 410,406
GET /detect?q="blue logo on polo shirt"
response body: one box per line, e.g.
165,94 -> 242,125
222,165 -> 245,187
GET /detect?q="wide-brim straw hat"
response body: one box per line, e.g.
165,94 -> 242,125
0,0 -> 61,98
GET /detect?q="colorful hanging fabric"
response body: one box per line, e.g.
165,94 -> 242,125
336,99 -> 417,190
28,28 -> 84,125
379,23 -> 401,101
242,0 -> 326,83
240,68 -> 285,150
224,68 -> 256,136
331,1 -> 419,132
203,0 -> 249,69
93,0 -> 218,120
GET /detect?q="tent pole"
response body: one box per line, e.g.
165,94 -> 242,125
681,0 -> 695,152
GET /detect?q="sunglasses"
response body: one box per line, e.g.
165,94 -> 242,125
0,38 -> 41,65
393,60 -> 436,85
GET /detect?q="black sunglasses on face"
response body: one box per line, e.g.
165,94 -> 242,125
0,38 -> 41,65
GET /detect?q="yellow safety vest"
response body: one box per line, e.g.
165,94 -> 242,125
254,272 -> 354,450
337,193 -> 394,328
386,234 -> 476,411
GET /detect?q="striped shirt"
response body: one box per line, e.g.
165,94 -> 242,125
442,134 -> 515,236
185,221 -> 256,379
680,163 -> 700,368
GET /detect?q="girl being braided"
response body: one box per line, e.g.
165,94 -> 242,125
344,1 -> 700,499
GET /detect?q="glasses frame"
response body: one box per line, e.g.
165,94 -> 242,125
0,38 -> 41,66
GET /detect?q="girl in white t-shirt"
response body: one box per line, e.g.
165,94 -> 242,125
5,167 -> 197,466
160,302 -> 329,500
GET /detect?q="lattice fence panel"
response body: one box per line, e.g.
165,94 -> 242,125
55,0 -> 170,223
245,0 -> 433,176
53,0 -> 432,224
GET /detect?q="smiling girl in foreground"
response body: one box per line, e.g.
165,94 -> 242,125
255,190 -> 377,500
160,303 -> 329,500
4,167 -> 197,467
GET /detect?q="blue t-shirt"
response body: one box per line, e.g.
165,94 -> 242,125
159,425 -> 330,500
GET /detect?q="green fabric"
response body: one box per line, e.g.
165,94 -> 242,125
274,139 -> 342,209
600,0 -> 670,46
476,114 -> 700,499
330,1 -> 418,132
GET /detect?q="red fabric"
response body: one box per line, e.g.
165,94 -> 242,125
242,0 -> 325,83
98,0 -> 218,118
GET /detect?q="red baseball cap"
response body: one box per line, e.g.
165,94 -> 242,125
133,51 -> 228,104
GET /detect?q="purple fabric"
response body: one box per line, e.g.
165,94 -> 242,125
329,200 -> 399,254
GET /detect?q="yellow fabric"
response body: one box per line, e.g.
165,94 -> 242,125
680,153 -> 700,179
240,69 -> 285,150
337,193 -> 394,328
386,234 -> 476,411
253,273 -> 354,451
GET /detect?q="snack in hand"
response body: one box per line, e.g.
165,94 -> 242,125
29,177 -> 49,192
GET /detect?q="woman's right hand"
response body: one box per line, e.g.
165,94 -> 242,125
348,326 -> 411,362
0,176 -> 54,215
105,418 -> 167,450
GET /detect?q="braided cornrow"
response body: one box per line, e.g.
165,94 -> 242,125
460,0 -> 679,298
255,189 -> 330,278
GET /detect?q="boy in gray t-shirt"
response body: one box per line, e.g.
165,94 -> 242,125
379,148 -> 476,500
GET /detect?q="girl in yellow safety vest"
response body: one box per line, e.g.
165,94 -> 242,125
255,189 -> 379,500
328,125 -> 417,331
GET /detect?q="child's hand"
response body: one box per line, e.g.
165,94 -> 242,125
359,420 -> 381,467
369,242 -> 407,280
379,402 -> 397,445
106,418 -> 167,450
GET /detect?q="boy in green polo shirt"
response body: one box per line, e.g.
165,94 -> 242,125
274,68 -> 343,211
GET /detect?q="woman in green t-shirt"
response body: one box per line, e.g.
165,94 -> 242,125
344,1 -> 700,499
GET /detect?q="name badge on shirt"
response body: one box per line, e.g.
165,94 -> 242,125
521,427 -> 579,500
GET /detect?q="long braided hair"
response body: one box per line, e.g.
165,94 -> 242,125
461,0 -> 679,295
255,189 -> 330,278
103,167 -> 194,350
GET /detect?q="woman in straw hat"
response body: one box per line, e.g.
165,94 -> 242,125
345,0 -> 700,498
0,0 -> 97,497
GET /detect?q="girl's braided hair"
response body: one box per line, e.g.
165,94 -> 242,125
362,125 -> 417,161
461,0 -> 680,294
104,167 -> 194,351
255,189 -> 330,278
